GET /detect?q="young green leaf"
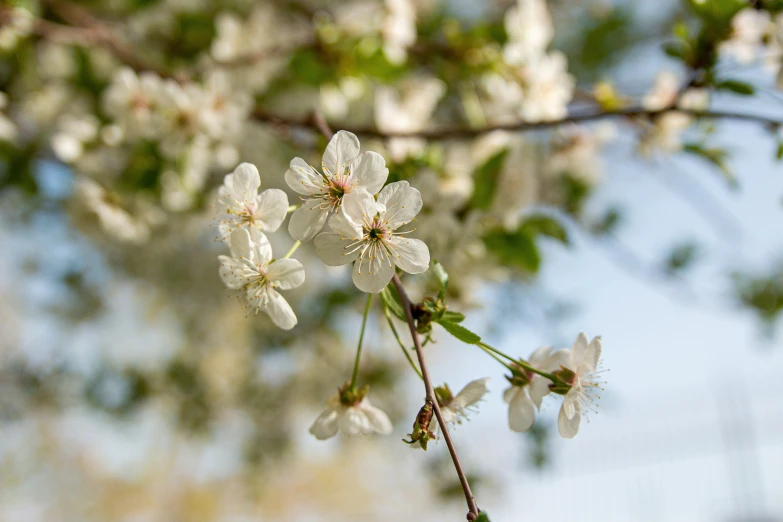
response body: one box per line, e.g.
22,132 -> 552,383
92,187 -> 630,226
716,79 -> 755,96
380,285 -> 406,321
520,215 -> 569,244
469,149 -> 508,210
437,320 -> 481,344
482,228 -> 541,273
432,259 -> 449,299
441,310 -> 466,323
476,512 -> 492,522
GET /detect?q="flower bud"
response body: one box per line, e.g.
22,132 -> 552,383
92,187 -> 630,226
402,400 -> 437,450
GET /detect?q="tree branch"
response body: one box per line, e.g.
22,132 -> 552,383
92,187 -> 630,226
251,105 -> 783,139
391,274 -> 480,521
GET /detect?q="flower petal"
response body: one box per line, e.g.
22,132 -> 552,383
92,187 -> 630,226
352,249 -> 396,293
360,400 -> 393,435
229,228 -> 254,262
503,386 -> 518,404
262,289 -> 298,330
341,188 -> 378,226
328,211 -> 362,238
388,236 -> 430,274
349,151 -> 388,195
254,188 -> 288,232
562,389 -> 578,419
285,157 -> 325,196
570,332 -> 590,369
267,258 -> 305,290
508,391 -> 536,432
314,232 -> 361,266
231,162 -> 261,197
323,130 -> 360,178
529,376 -> 551,410
452,378 -> 490,410
218,255 -> 255,290
528,346 -> 553,366
309,408 -> 340,440
339,406 -> 370,436
581,335 -> 602,374
377,181 -> 422,229
249,228 -> 272,266
288,198 -> 329,242
558,403 -> 580,438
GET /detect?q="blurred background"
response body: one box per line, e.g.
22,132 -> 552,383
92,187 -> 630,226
1,0 -> 782,520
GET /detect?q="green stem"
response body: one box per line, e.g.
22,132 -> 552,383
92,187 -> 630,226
350,293 -> 373,390
287,204 -> 300,213
383,305 -> 423,380
283,240 -> 301,259
478,342 -> 557,381
476,343 -> 515,372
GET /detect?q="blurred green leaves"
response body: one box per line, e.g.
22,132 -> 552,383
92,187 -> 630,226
482,214 -> 568,274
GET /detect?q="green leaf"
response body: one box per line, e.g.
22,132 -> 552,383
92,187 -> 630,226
431,259 -> 449,299
469,149 -> 508,210
437,320 -> 481,344
776,141 -> 783,161
482,228 -> 540,273
520,215 -> 569,244
441,310 -> 465,323
683,143 -> 737,189
476,512 -> 492,522
716,79 -> 755,96
380,285 -> 406,321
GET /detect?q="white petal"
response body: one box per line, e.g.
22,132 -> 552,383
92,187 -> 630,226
249,228 -> 272,266
558,403 -> 580,438
439,406 -> 458,426
288,198 -> 329,242
570,332 -> 590,369
323,130 -> 360,178
452,378 -> 490,410
352,249 -> 396,293
528,346 -> 553,366
309,408 -> 340,440
339,406 -> 371,436
377,181 -> 422,229
360,400 -> 393,435
267,258 -> 305,290
562,390 -> 578,419
528,376 -> 552,410
349,151 -> 388,195
341,188 -> 378,225
582,335 -> 602,374
285,157 -> 326,196
262,289 -> 298,330
254,188 -> 288,232
314,232 -> 361,266
508,391 -> 536,432
503,386 -> 518,404
388,236 -> 430,274
218,255 -> 255,290
229,228 -> 254,262
231,162 -> 261,197
328,211 -> 362,238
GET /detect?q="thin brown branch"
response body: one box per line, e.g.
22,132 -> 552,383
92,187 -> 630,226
252,106 -> 783,140
391,274 -> 480,522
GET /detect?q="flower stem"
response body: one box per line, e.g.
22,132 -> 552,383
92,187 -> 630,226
350,293 -> 373,390
476,343 -> 516,372
478,342 -> 557,381
392,274 -> 480,521
286,204 -> 299,213
383,305 -> 423,380
283,240 -> 301,259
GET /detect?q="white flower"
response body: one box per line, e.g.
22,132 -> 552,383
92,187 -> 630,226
103,67 -> 166,140
75,177 -> 150,244
375,77 -> 446,161
642,71 -> 680,111
720,8 -> 771,64
556,333 -> 604,439
504,346 -> 566,432
518,52 -> 574,122
314,183 -> 430,293
434,378 -> 490,434
216,163 -> 289,241
218,228 -> 305,330
285,130 -> 389,242
383,0 -> 417,65
503,0 -> 553,65
309,391 -> 393,440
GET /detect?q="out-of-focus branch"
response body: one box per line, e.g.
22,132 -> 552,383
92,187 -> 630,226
251,106 -> 783,139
